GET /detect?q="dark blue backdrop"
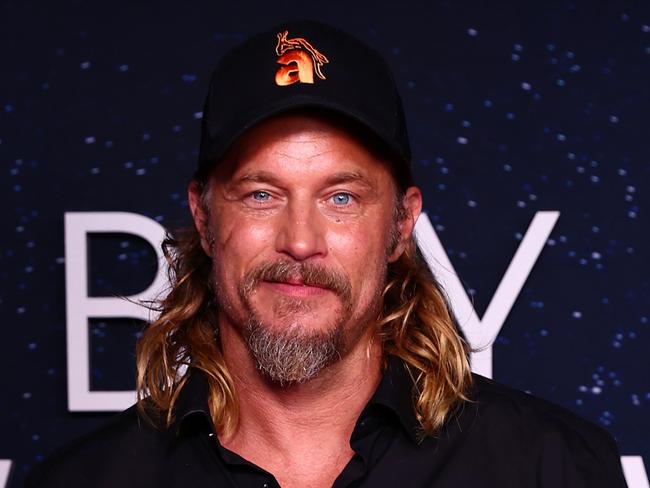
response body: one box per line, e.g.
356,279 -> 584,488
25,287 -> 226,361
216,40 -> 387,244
1,1 -> 649,486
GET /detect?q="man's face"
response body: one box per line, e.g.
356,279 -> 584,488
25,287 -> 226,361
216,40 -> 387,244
189,113 -> 421,384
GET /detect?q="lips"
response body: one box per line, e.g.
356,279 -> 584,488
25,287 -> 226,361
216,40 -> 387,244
265,279 -> 329,290
268,277 -> 328,289
262,279 -> 330,297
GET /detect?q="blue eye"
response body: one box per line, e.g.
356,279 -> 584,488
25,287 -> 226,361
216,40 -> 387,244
251,190 -> 271,201
331,193 -> 352,205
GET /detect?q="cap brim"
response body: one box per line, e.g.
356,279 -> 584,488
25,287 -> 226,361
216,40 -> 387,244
199,94 -> 412,187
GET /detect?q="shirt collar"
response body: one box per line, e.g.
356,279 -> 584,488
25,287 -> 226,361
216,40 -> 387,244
172,355 -> 421,443
171,369 -> 214,435
365,355 -> 421,444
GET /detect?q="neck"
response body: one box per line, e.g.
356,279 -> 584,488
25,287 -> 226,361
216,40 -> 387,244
217,319 -> 382,486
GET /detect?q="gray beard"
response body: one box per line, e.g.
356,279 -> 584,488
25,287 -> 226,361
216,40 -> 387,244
243,315 -> 345,386
216,258 -> 386,386
234,260 -> 353,385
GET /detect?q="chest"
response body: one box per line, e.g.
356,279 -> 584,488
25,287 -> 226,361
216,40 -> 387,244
162,423 -> 532,488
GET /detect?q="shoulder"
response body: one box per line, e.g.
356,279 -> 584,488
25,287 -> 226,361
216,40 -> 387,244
462,374 -> 627,487
471,373 -> 608,438
26,404 -> 169,488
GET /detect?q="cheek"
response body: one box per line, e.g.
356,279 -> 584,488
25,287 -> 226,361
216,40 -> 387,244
220,222 -> 271,252
329,220 -> 392,290
208,212 -> 277,288
331,208 -> 394,255
212,205 -> 274,254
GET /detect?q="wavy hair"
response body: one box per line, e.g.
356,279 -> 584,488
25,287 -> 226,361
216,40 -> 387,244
136,182 -> 473,438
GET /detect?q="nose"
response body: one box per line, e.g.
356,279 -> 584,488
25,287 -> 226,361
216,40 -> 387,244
275,200 -> 328,261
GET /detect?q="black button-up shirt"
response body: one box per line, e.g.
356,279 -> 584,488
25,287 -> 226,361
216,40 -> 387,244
27,357 -> 627,487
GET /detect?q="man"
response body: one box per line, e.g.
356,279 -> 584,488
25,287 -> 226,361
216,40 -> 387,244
28,20 -> 627,487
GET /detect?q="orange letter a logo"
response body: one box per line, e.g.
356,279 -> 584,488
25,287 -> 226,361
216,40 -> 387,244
275,50 -> 315,85
274,30 -> 329,87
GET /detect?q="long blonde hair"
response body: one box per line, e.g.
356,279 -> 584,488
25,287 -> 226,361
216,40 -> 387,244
136,188 -> 472,438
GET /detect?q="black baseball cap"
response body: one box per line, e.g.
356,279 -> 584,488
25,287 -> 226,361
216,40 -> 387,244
197,20 -> 413,187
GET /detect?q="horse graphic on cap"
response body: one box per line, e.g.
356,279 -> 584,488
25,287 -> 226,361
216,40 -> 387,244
274,30 -> 330,86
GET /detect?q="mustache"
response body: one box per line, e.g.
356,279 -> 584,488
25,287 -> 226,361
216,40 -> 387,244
241,260 -> 352,300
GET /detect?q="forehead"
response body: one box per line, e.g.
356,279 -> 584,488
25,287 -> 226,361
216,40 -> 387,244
212,112 -> 398,185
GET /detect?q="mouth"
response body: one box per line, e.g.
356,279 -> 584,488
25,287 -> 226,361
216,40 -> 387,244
262,278 -> 331,297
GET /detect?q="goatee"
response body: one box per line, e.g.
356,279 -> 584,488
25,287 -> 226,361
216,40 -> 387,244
239,260 -> 352,385
244,318 -> 344,385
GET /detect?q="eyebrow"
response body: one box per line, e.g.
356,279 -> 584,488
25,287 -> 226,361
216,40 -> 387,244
236,171 -> 281,185
324,171 -> 374,188
234,170 -> 375,189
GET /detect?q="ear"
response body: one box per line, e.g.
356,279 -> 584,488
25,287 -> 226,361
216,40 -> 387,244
187,180 -> 213,257
388,186 -> 423,263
